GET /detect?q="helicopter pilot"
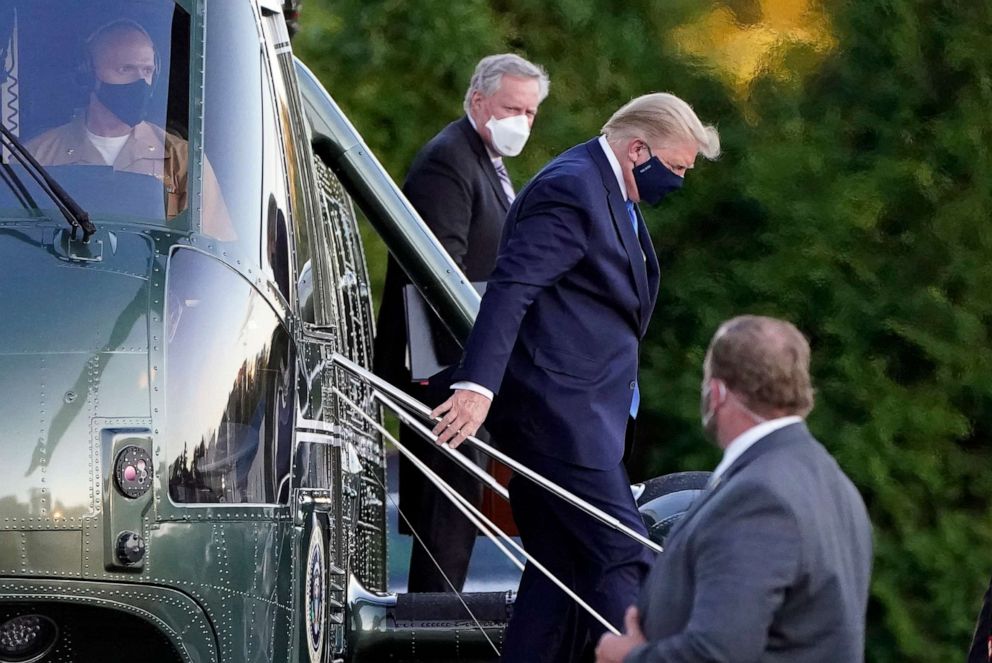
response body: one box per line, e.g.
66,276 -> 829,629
27,18 -> 235,241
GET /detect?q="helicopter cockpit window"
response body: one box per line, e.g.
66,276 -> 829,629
0,1 -> 205,228
200,1 -> 264,256
166,249 -> 293,505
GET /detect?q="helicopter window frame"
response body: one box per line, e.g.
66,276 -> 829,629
257,27 -> 295,315
259,11 -> 328,328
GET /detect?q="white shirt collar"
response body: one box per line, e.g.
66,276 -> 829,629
598,134 -> 628,201
710,416 -> 803,484
466,113 -> 501,161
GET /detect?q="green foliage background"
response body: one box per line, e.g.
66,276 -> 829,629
294,1 -> 992,660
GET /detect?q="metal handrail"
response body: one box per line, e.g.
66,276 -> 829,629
329,353 -> 663,554
334,388 -> 622,636
372,389 -> 509,500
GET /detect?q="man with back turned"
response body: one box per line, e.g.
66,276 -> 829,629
595,315 -> 874,663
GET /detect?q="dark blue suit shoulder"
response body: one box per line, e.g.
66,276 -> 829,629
518,167 -> 598,212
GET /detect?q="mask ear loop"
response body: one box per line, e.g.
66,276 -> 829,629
701,379 -> 726,429
707,380 -> 769,426
726,386 -> 768,424
632,140 -> 653,167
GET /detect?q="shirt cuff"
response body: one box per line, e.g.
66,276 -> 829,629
451,381 -> 494,401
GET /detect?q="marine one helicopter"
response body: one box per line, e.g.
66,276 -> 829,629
0,1 -> 706,660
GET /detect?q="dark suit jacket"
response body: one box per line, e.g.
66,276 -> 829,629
372,117 -> 508,540
968,575 -> 992,663
629,422 -> 874,663
451,137 -> 660,470
374,116 -> 511,382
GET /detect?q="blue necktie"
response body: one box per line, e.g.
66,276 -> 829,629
625,199 -> 639,237
625,199 -> 641,417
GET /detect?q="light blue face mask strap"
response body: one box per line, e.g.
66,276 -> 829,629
726,385 -> 768,424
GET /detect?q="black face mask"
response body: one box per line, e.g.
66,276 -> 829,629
632,147 -> 683,206
95,80 -> 152,127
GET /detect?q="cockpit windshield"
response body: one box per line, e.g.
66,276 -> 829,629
0,1 -> 207,229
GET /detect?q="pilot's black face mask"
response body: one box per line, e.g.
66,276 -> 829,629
632,146 -> 684,206
95,80 -> 152,127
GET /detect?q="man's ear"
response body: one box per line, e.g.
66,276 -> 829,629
470,90 -> 485,114
709,378 -> 727,406
626,138 -> 643,165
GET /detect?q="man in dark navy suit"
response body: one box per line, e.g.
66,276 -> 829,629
374,53 -> 548,593
433,93 -> 720,661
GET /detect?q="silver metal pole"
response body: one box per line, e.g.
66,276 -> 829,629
330,353 -> 663,554
334,389 -> 622,637
372,389 -> 510,501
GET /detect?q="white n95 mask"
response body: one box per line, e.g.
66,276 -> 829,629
485,114 -> 530,157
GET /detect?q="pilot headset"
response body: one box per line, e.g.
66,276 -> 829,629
75,18 -> 161,90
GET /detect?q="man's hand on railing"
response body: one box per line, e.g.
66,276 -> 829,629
432,389 -> 492,448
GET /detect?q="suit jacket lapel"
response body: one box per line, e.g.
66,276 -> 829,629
587,139 -> 650,327
458,117 -> 510,214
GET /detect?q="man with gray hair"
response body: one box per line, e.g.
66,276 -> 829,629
431,92 -> 719,660
373,52 -> 548,593
595,315 -> 873,663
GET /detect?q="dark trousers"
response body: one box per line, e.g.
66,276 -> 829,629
500,453 -> 654,663
398,376 -> 486,593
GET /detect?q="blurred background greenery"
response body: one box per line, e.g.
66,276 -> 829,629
293,1 -> 992,660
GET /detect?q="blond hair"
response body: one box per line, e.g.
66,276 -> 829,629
602,92 -> 720,159
705,315 -> 814,417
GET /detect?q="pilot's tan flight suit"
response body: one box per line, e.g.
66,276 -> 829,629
27,116 -> 235,240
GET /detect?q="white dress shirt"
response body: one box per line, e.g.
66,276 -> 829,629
597,134 -> 628,201
452,136 -> 625,401
709,416 -> 803,486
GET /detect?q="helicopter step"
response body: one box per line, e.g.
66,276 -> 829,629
349,588 -> 511,662
394,590 -> 512,629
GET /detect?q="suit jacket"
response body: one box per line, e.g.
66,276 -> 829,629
373,116 -> 511,383
629,422 -> 873,663
968,575 -> 992,663
451,137 -> 661,469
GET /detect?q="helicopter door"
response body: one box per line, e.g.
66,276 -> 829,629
255,5 -> 352,658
